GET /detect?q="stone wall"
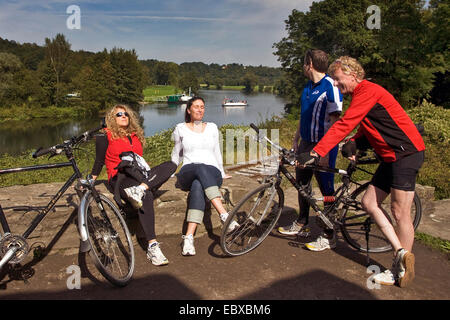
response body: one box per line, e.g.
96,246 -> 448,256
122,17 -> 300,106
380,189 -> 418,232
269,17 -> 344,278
0,177 -> 436,257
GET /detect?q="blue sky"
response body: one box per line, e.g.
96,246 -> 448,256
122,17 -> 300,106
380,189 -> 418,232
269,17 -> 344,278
0,0 -> 316,67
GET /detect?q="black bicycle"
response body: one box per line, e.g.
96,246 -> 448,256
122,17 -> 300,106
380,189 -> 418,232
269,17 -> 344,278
0,125 -> 135,287
220,123 -> 422,259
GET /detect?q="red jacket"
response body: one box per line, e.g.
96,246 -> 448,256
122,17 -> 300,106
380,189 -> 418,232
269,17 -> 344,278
314,80 -> 425,162
105,129 -> 143,180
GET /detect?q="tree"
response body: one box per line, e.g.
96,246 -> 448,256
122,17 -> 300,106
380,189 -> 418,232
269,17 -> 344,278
273,0 -> 440,110
155,61 -> 179,85
109,48 -> 145,106
0,52 -> 23,106
44,33 -> 71,106
242,73 -> 258,93
178,72 -> 200,94
426,0 -> 450,108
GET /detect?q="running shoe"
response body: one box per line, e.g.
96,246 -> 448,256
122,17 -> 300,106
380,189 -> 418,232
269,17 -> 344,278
220,212 -> 240,233
124,185 -> 146,209
305,234 -> 336,251
373,269 -> 396,286
278,221 -> 311,237
181,234 -> 196,256
396,249 -> 415,288
147,242 -> 169,266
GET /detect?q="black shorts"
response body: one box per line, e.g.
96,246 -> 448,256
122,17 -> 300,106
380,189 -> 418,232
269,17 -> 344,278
371,151 -> 424,194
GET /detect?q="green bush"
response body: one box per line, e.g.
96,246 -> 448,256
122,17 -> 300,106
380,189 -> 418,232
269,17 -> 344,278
408,101 -> 450,199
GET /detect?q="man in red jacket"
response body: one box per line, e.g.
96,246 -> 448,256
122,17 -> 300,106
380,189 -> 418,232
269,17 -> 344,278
297,56 -> 425,288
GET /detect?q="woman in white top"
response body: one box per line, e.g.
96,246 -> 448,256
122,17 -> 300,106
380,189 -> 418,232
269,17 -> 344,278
171,97 -> 236,256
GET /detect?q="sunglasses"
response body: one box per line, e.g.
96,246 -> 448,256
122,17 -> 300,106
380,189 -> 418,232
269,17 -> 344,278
116,112 -> 129,118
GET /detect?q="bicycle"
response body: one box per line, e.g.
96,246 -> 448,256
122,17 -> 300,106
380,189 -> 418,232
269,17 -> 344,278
220,123 -> 422,262
0,125 -> 135,287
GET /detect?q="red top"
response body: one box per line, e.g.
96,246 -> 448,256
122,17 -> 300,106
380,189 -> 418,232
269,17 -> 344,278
313,80 -> 425,162
105,129 -> 143,180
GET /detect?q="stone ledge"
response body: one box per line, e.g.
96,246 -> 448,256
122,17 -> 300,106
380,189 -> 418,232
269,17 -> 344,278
0,179 -> 442,257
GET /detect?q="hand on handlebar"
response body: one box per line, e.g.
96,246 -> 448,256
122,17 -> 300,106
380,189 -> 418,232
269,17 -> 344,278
295,151 -> 320,168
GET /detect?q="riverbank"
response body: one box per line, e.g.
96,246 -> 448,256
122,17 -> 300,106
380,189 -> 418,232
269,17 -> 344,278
0,104 -> 95,122
1,104 -> 449,200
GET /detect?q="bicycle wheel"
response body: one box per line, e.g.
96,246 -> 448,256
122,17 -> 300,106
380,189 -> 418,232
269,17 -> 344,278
340,182 -> 422,253
83,193 -> 135,287
220,183 -> 284,256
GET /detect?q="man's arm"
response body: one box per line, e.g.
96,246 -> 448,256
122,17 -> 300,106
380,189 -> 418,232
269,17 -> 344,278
313,84 -> 377,157
292,119 -> 302,152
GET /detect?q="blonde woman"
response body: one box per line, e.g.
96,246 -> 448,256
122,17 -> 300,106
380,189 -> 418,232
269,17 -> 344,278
91,104 -> 176,266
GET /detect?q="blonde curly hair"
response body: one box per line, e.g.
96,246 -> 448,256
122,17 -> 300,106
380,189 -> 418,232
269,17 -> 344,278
328,56 -> 365,80
104,104 -> 145,147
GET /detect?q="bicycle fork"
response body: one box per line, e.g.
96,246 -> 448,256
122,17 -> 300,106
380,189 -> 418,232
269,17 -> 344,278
248,184 -> 278,226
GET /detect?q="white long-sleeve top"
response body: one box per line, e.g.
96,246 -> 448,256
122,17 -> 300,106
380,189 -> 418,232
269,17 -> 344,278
171,122 -> 225,177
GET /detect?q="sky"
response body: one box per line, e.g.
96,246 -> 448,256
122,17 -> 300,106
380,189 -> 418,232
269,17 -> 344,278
0,0 -> 317,67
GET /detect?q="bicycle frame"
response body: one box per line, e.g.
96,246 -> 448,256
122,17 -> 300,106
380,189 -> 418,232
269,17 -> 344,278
0,153 -> 82,240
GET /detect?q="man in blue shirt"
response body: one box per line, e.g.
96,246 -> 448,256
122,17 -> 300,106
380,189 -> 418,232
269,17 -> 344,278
278,49 -> 343,251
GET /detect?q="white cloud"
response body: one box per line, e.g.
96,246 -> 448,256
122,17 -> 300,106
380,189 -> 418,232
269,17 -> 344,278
0,0 -> 318,67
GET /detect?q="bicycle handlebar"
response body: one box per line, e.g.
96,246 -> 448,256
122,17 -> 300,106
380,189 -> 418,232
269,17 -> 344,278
32,124 -> 105,159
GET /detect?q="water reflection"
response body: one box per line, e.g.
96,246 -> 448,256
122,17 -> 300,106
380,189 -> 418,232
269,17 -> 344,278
0,90 -> 286,155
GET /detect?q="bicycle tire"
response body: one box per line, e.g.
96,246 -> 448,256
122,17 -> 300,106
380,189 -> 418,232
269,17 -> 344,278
83,193 -> 135,287
220,183 -> 284,256
340,182 -> 422,253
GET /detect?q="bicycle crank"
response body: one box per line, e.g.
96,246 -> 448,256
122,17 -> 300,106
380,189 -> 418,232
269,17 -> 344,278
0,234 -> 30,265
316,211 -> 335,230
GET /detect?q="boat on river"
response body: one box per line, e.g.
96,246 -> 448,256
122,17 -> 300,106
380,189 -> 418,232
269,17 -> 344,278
167,87 -> 193,103
167,93 -> 193,103
222,98 -> 248,107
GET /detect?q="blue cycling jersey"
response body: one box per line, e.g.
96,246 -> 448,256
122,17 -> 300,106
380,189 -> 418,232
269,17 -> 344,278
300,75 -> 343,142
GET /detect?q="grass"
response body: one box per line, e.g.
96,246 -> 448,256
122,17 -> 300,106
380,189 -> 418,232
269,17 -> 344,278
415,232 -> 450,257
142,85 -> 180,102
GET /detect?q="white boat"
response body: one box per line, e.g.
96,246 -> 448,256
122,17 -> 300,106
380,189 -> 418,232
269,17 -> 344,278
180,94 -> 193,102
180,87 -> 193,102
222,98 -> 248,107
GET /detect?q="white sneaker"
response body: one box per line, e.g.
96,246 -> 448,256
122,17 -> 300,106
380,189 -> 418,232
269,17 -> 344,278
147,242 -> 169,266
396,249 -> 415,288
304,234 -> 336,252
182,234 -> 196,256
124,185 -> 146,209
220,213 -> 240,233
278,221 -> 311,237
373,269 -> 396,286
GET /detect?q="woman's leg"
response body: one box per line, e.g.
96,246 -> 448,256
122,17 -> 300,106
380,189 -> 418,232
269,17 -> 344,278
145,161 -> 177,192
193,164 -> 226,215
117,176 -> 157,243
185,179 -> 206,235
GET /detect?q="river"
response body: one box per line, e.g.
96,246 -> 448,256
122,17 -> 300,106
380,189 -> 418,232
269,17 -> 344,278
0,90 -> 287,155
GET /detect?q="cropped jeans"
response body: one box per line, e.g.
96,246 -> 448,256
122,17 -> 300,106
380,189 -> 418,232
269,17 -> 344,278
177,163 -> 223,224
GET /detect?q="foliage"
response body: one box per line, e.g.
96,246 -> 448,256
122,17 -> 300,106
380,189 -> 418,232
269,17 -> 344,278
408,101 -> 450,199
0,36 -> 147,119
273,0 -> 450,111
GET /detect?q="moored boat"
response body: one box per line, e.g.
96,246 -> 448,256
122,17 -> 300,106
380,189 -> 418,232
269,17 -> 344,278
222,98 -> 248,107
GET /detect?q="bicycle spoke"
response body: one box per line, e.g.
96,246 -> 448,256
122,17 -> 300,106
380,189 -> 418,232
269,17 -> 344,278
85,194 -> 134,286
221,184 -> 283,256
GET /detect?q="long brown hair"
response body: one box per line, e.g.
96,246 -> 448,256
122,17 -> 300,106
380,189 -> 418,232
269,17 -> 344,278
104,104 -> 145,146
184,96 -> 205,123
